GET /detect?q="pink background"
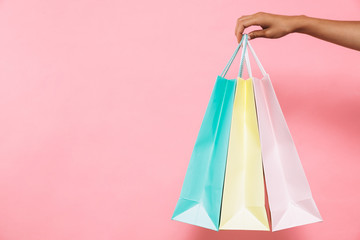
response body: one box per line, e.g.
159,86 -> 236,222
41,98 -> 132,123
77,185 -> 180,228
0,0 -> 360,239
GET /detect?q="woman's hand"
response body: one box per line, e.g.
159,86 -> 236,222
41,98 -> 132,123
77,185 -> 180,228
235,12 -> 301,42
235,12 -> 360,51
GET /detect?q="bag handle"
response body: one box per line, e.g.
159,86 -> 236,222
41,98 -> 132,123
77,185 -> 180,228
220,40 -> 242,78
244,47 -> 252,79
246,41 -> 267,77
237,34 -> 248,78
238,35 -> 252,79
220,34 -> 248,78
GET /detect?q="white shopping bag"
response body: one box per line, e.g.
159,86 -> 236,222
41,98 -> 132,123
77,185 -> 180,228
246,41 -> 322,231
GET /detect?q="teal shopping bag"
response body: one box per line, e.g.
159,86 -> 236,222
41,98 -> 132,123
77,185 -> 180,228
171,37 -> 248,231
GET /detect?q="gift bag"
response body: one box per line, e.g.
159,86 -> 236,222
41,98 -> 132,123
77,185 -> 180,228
171,37 -> 247,231
247,41 -> 323,231
219,36 -> 269,231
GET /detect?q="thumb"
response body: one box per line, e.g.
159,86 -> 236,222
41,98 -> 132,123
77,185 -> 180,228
248,29 -> 268,40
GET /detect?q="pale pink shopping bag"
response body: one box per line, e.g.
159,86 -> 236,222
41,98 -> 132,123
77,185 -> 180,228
246,41 -> 322,231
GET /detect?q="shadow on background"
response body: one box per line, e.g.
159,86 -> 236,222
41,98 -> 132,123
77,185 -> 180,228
190,226 -> 305,240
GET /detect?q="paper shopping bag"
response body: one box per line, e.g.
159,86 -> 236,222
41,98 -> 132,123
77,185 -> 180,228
171,76 -> 236,230
171,37 -> 247,231
219,77 -> 270,231
247,41 -> 322,231
219,36 -> 269,230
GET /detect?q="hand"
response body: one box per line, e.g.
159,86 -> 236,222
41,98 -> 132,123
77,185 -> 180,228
235,13 -> 360,51
235,12 -> 301,42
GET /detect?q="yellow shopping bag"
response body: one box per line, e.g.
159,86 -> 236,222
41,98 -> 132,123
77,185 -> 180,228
219,37 -> 269,230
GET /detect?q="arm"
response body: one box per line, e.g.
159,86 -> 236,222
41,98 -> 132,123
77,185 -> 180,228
235,12 -> 360,51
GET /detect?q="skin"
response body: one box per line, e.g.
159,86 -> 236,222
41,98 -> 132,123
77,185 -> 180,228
235,12 -> 360,51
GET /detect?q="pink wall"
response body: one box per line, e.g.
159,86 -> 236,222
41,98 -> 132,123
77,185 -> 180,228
0,0 -> 360,239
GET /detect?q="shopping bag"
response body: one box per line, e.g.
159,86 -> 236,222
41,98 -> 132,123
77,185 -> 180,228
171,37 -> 247,231
219,36 -> 269,230
247,41 -> 323,231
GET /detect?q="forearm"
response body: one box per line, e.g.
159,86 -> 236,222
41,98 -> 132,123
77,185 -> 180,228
294,15 -> 360,51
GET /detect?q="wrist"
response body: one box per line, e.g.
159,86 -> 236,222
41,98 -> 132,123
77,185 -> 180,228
291,15 -> 310,34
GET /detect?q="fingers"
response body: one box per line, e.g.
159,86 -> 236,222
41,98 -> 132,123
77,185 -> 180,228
248,29 -> 268,40
236,12 -> 293,41
235,14 -> 262,43
235,17 -> 245,43
235,22 -> 244,43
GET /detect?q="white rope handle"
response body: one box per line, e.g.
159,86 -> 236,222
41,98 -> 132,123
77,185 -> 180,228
244,47 -> 252,79
238,34 -> 248,78
247,41 -> 267,77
